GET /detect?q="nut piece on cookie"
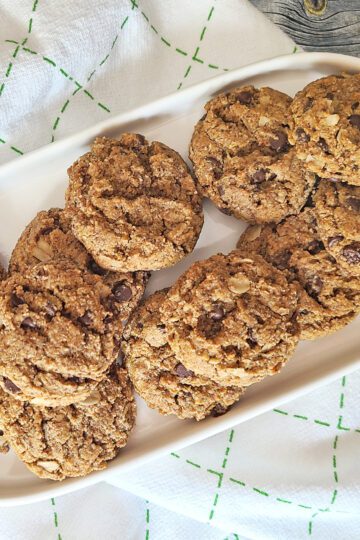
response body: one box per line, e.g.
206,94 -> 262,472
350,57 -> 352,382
190,85 -> 316,223
161,250 -> 300,387
313,180 -> 360,275
65,134 -> 204,272
0,260 -> 126,406
123,289 -> 244,420
289,73 -> 360,185
0,367 -> 136,480
238,208 -> 360,339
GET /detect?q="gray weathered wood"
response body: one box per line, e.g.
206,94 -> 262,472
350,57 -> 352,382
249,0 -> 360,57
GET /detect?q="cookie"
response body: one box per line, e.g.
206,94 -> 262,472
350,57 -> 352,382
9,207 -> 148,326
289,73 -> 360,184
0,366 -> 136,480
66,134 -> 203,272
313,180 -> 360,275
161,251 -> 300,387
190,86 -> 314,223
238,208 -> 360,339
123,290 -> 243,420
0,260 -> 126,406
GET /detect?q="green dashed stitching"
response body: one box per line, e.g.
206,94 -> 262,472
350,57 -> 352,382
208,429 -> 234,522
293,45 -> 299,53
186,459 -> 201,469
171,452 -> 180,458
273,407 -> 358,433
51,498 -> 62,540
177,4 -> 215,90
145,500 -> 150,540
0,137 -> 24,156
253,488 -> 269,497
308,377 -> 347,535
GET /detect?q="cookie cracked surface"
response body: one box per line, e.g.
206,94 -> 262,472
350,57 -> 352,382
238,208 -> 360,339
0,367 -> 136,480
289,74 -> 360,184
161,250 -> 300,387
189,85 -> 315,223
66,134 -> 203,272
0,260 -> 126,406
123,290 -> 243,420
313,180 -> 360,275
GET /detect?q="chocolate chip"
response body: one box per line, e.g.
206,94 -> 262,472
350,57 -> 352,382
296,128 -> 310,142
349,114 -> 360,129
236,91 -> 253,105
328,235 -> 344,248
175,363 -> 194,378
20,317 -> 38,330
305,275 -> 323,297
318,137 -> 329,153
342,242 -> 360,264
219,207 -> 232,216
68,376 -> 82,383
274,250 -> 291,270
307,239 -> 324,255
78,310 -> 92,326
352,102 -> 359,111
88,258 -> 106,275
304,97 -> 314,112
209,304 -> 225,321
44,301 -> 56,318
112,282 -> 133,302
250,168 -> 266,184
218,185 -> 225,196
269,131 -> 288,152
326,92 -> 334,100
197,314 -> 222,339
346,197 -> 360,212
3,377 -> 20,394
10,293 -> 25,308
246,328 -> 258,348
200,113 -> 207,121
206,157 -> 223,180
211,404 -> 231,417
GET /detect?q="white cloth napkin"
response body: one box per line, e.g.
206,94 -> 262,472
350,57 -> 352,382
1,1 -> 359,539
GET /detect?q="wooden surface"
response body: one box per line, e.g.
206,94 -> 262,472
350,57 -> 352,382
250,0 -> 360,57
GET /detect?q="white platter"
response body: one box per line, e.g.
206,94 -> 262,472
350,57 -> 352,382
1,52 -> 360,507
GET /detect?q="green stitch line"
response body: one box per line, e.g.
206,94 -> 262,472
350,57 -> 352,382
171,452 -> 180,458
208,64 -> 219,69
84,89 -> 94,100
200,26 -> 207,41
273,409 -> 288,415
99,54 -> 109,66
60,68 -> 69,77
43,56 -> 56,66
53,117 -> 60,130
208,6 -> 214,20
293,46 -> 298,53
337,415 -> 350,431
5,39 -> 18,44
192,47 -> 204,64
161,37 -> 171,47
253,488 -> 269,497
23,47 -> 37,55
176,48 -> 187,56
50,498 -> 61,539
121,16 -> 129,29
61,100 -> 70,113
12,46 -> 20,58
314,419 -> 330,427
145,500 -> 150,540
6,63 -> 13,77
186,459 -> 201,469
98,102 -> 110,112
141,11 -> 149,22
28,18 -> 33,33
32,0 -> 38,11
277,498 -> 292,504
150,25 -> 158,34
208,429 -> 234,522
229,478 -> 245,487
11,145 -> 24,155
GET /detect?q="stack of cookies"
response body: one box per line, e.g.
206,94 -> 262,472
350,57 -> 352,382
1,74 -> 359,482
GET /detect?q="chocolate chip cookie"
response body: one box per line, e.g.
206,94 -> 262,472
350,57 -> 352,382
161,251 -> 300,387
9,207 -> 148,327
313,180 -> 360,275
0,366 -> 136,480
290,73 -> 360,184
0,260 -> 125,406
66,134 -> 203,272
238,208 -> 360,339
123,290 -> 244,420
189,86 -> 314,223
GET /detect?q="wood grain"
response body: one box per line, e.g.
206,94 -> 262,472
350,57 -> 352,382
250,0 -> 360,56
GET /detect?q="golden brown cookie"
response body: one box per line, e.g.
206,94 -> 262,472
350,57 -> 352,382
0,367 -> 136,480
0,260 -> 125,406
238,208 -> 360,339
290,74 -> 360,184
189,85 -> 315,223
66,134 -> 203,272
313,180 -> 360,275
123,290 -> 244,420
161,251 -> 300,387
9,207 -> 148,330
